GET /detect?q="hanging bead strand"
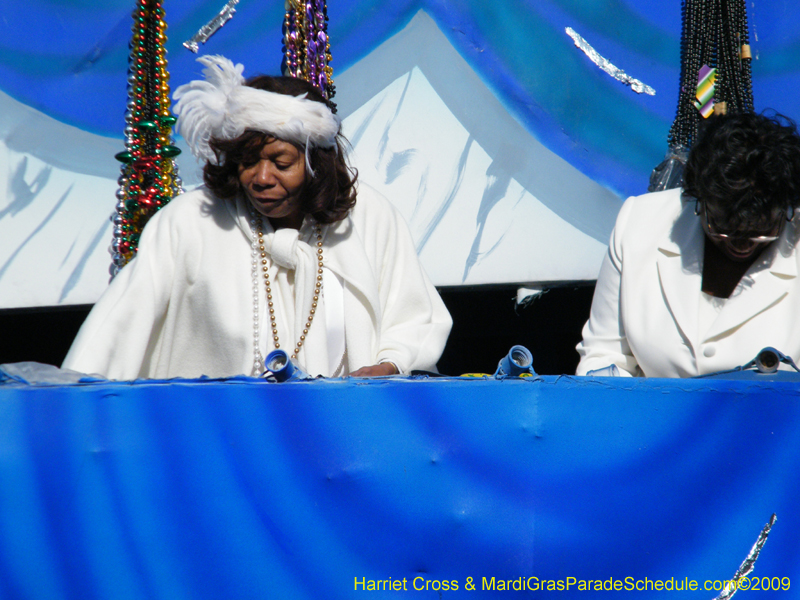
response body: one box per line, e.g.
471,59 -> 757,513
652,0 -> 754,192
281,0 -> 336,104
111,0 -> 182,278
282,0 -> 302,79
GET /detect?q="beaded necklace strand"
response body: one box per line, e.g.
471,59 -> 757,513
250,215 -> 323,375
668,0 -> 753,151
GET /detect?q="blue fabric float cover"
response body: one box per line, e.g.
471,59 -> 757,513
0,375 -> 798,598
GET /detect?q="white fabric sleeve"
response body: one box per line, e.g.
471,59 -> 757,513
575,197 -> 641,377
371,200 -> 452,374
61,208 -> 177,380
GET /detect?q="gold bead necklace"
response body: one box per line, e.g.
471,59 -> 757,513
255,217 -> 324,359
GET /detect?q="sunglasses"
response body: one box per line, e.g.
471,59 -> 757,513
696,200 -> 793,244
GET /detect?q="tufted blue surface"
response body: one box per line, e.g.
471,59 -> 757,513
0,375 -> 797,598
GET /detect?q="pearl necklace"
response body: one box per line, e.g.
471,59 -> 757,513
250,214 -> 323,375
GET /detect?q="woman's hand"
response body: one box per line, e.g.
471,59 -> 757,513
349,362 -> 398,377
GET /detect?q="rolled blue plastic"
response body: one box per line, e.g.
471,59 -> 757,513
494,345 -> 536,377
264,349 -> 311,382
755,347 -> 782,373
586,364 -> 621,377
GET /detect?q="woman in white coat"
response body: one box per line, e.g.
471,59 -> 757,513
63,56 -> 452,380
577,112 -> 800,377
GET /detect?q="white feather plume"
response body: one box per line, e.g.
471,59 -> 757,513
173,55 -> 340,165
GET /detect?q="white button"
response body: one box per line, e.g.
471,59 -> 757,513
703,345 -> 716,358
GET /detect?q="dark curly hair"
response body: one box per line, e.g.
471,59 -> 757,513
683,111 -> 800,228
203,75 -> 357,224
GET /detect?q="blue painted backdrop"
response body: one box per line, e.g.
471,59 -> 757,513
1,0 -> 799,198
3,1 -> 800,306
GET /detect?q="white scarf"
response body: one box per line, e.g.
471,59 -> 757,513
235,195 -> 344,376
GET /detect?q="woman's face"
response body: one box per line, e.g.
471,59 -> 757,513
701,201 -> 786,262
239,138 -> 307,230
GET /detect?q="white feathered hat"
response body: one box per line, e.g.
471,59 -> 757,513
173,55 -> 340,165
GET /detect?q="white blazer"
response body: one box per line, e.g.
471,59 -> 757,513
576,188 -> 800,377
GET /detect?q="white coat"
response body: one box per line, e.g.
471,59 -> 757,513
63,183 -> 452,380
576,188 -> 800,377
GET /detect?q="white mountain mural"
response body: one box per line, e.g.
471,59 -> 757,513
0,10 -> 622,308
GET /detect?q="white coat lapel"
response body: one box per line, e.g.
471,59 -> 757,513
656,201 -> 704,349
704,220 -> 799,341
